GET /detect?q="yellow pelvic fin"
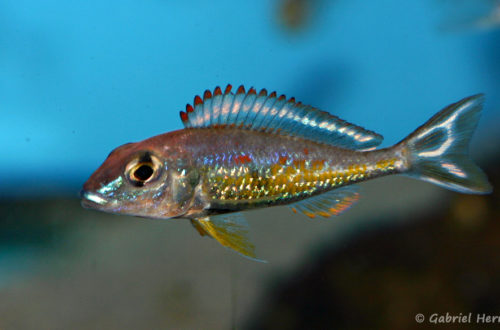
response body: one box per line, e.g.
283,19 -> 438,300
191,214 -> 265,262
190,219 -> 210,236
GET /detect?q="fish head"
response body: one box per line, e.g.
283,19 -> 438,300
81,138 -> 200,219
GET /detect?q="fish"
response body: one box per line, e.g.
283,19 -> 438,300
81,85 -> 492,261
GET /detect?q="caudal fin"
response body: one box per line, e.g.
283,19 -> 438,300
401,94 -> 492,194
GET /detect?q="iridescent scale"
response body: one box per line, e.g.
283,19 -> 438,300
82,87 -> 491,260
193,131 -> 404,212
204,151 -> 345,202
178,85 -> 406,218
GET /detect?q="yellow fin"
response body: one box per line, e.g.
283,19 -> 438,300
288,185 -> 360,218
190,219 -> 209,236
192,214 -> 265,262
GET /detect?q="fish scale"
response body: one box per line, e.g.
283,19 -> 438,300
81,86 -> 491,260
185,128 -> 405,209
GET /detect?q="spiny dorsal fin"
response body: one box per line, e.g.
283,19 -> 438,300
288,186 -> 360,219
179,85 -> 383,150
191,214 -> 265,262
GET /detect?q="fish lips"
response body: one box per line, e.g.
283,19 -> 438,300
80,189 -> 110,209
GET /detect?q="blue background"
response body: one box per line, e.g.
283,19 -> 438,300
1,2 -> 499,328
1,0 -> 499,196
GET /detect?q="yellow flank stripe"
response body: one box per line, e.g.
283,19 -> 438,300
209,158 -> 382,201
375,158 -> 397,172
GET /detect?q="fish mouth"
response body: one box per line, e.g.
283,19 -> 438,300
80,190 -> 109,209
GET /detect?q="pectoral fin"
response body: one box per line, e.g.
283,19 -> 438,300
191,214 -> 265,262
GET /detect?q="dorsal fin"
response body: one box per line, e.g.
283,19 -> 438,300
179,85 -> 383,150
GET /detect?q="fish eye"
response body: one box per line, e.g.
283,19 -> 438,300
125,152 -> 162,187
133,163 -> 154,181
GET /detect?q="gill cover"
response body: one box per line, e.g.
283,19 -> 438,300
169,160 -> 201,215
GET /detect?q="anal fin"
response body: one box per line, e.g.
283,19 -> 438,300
288,186 -> 360,219
191,214 -> 265,262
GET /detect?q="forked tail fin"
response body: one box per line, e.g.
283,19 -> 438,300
401,94 -> 492,194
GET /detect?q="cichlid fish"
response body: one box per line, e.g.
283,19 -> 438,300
81,85 -> 492,260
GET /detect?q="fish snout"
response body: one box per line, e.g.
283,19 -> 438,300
80,189 -> 109,209
82,175 -> 102,192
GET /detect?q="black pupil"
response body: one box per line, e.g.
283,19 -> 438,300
134,164 -> 154,181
